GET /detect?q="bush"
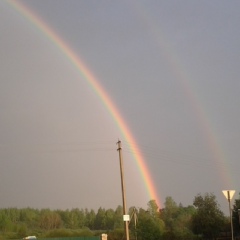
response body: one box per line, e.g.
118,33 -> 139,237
44,228 -> 93,238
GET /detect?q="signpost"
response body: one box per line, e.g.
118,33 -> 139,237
222,190 -> 235,240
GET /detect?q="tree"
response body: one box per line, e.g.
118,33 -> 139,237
17,223 -> 27,238
105,208 -> 115,230
160,196 -> 178,233
65,210 -> 77,229
78,209 -> 85,228
0,212 -> 12,233
159,197 -> 195,239
232,198 -> 240,236
114,205 -> 123,229
94,207 -> 106,230
85,209 -> 96,230
6,208 -> 20,224
137,208 -> 164,240
39,209 -> 62,230
171,205 -> 195,239
191,193 -> 225,239
147,200 -> 159,219
19,208 -> 39,229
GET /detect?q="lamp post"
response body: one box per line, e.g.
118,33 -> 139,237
222,190 -> 235,240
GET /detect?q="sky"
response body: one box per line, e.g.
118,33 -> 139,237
1,0 -> 240,214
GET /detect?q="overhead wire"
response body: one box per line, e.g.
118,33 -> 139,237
120,140 -> 240,175
1,140 -> 239,176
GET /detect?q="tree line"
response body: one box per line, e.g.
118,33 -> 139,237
0,192 -> 240,240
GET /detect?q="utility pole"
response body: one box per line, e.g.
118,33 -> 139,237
130,207 -> 138,240
117,140 -> 129,240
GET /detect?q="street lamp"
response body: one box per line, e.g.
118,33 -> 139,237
222,190 -> 235,240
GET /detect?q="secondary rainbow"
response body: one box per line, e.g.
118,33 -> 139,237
7,1 -> 161,207
132,2 -> 232,188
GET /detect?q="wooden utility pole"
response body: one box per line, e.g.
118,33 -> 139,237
117,140 -> 129,240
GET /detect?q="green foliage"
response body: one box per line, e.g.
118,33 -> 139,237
136,203 -> 164,240
191,193 -> 225,239
61,208 -> 85,229
147,200 -> 159,218
0,212 -> 13,233
44,228 -> 93,238
137,211 -> 163,240
18,208 -> 39,230
172,206 -> 195,239
107,228 -> 124,240
105,209 -> 115,230
39,210 -> 62,230
0,195 -> 229,240
113,206 -> 123,229
84,209 -> 96,230
94,208 -> 106,230
16,223 -> 27,238
160,197 -> 195,240
232,198 -> 240,236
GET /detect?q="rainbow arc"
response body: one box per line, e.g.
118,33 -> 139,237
7,0 -> 161,208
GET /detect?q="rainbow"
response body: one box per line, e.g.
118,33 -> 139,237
6,1 -> 161,207
130,2 -> 232,189
147,20 -> 232,188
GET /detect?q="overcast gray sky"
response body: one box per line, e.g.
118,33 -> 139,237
1,0 -> 240,214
